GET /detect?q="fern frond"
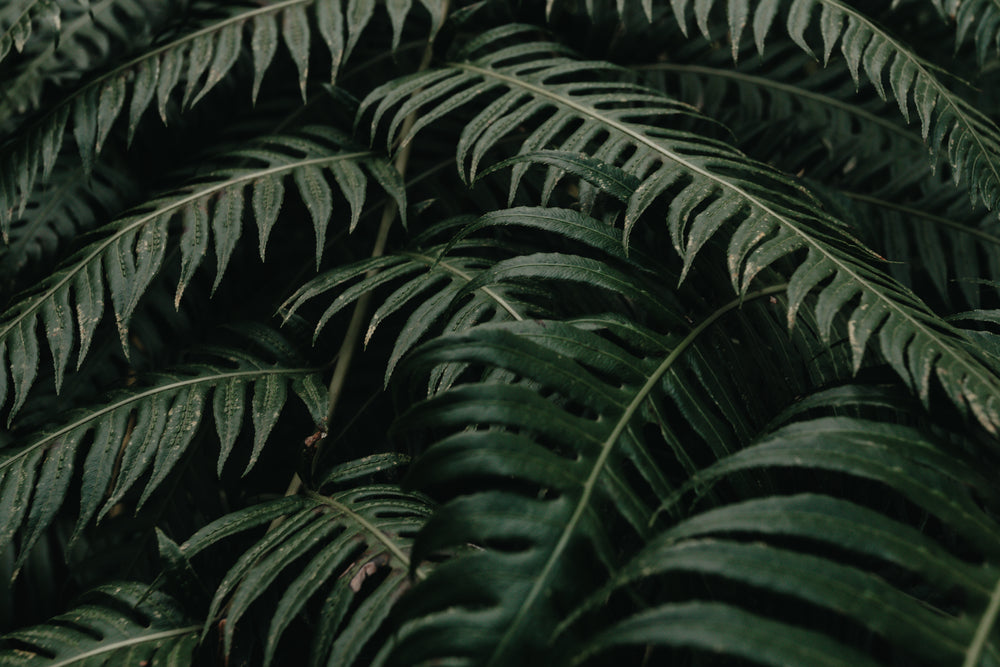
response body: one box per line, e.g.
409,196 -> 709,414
0,0 -> 60,67
634,39 -> 928,181
835,188 -> 1000,309
282,207 -> 662,384
666,0 -> 1000,218
179,468 -> 432,667
0,582 -> 198,665
385,282 -> 818,664
0,0 -> 418,231
0,0 -> 177,129
0,338 -> 325,575
396,315 -> 1000,665
577,602 -> 882,667
0,127 -> 401,420
362,30 -> 1000,434
572,411 -> 1000,665
928,0 -> 1000,64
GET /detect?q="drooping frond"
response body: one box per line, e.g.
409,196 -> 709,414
362,28 -> 1000,434
0,126 -> 402,420
633,39 -> 929,184
384,280 -> 845,664
0,0 -> 430,231
178,458 -> 432,667
282,207 -> 672,384
927,0 -> 1000,64
0,583 -> 199,665
0,0 -> 177,128
665,0 -> 1000,218
570,407 -> 1000,665
0,335 -> 325,574
0,0 -> 61,66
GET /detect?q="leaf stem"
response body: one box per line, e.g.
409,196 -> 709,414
322,10 -> 447,429
490,282 -> 789,665
964,573 -> 1000,667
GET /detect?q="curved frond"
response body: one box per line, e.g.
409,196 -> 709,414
0,126 -> 401,420
384,283 -> 818,664
572,411 -> 1000,665
180,469 -> 432,667
0,0 -> 431,231
362,29 -> 1000,435
929,0 -> 1000,64
0,582 -> 198,665
282,207 -> 670,384
666,0 -> 1000,218
0,337 -> 325,574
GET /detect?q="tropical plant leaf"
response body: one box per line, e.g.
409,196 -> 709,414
180,481 -> 433,667
281,206 -> 671,384
927,0 -> 1000,64
0,336 -> 325,575
634,38 -> 929,183
568,410 -> 1000,666
0,0 -> 437,233
0,126 -> 402,421
575,602 -> 883,667
663,0 -> 1000,218
384,281 -> 827,664
0,582 -> 199,665
827,186 -> 1000,310
362,27 -> 1000,435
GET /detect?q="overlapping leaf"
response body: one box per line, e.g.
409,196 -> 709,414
0,0 -> 429,236
0,339 -> 325,575
383,278 -> 844,664
0,158 -> 138,288
0,0 -> 177,129
569,404 -> 1000,665
665,0 -> 1000,219
361,27 -> 1000,434
0,582 -> 199,665
282,207 -> 672,385
0,126 -> 402,421
179,460 -> 432,667
635,39 -> 928,184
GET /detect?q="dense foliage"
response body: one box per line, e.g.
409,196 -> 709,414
2,0 -> 1000,664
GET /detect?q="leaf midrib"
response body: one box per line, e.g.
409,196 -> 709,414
308,489 -> 427,580
402,251 -> 525,320
0,0 -> 313,144
486,284 -> 787,665
44,625 -> 199,667
964,572 -> 1000,667
0,364 -> 317,472
0,152 -> 370,343
456,60 -> 1000,432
